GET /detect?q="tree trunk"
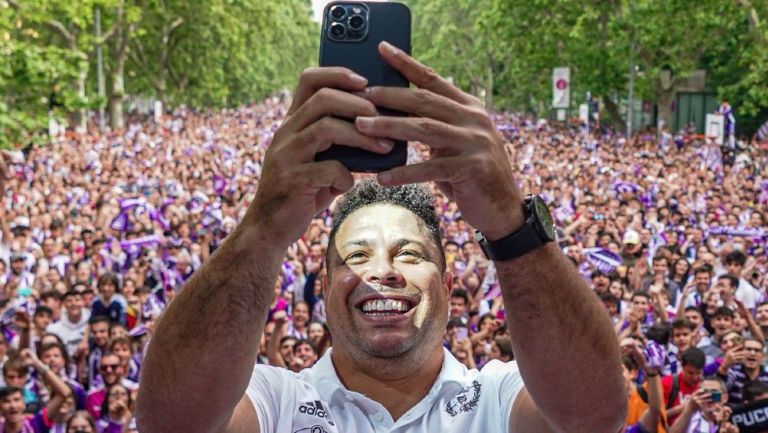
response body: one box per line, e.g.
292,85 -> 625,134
654,80 -> 676,130
602,95 -> 624,130
69,65 -> 88,133
484,66 -> 494,109
108,9 -> 132,131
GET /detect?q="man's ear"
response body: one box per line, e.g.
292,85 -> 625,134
322,271 -> 330,301
443,271 -> 454,298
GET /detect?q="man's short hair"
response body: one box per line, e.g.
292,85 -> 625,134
680,347 -> 706,369
671,319 -> 696,332
40,291 -> 61,302
327,179 -> 445,271
684,306 -> 702,316
89,315 -> 111,326
652,254 -> 668,265
647,324 -> 671,345
493,336 -> 514,360
293,339 -> 318,355
34,306 -> 53,318
744,337 -> 765,349
450,289 -> 469,305
630,292 -> 650,302
718,274 -> 740,290
97,272 -> 121,291
2,356 -> 28,376
0,386 -> 23,401
622,355 -> 639,372
712,306 -> 735,319
693,265 -> 712,276
743,381 -> 768,402
62,290 -> 83,300
725,251 -> 747,267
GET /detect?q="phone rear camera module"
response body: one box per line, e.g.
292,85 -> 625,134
348,14 -> 365,31
330,5 -> 347,21
329,22 -> 346,40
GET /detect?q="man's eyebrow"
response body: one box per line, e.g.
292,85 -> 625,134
340,238 -> 429,250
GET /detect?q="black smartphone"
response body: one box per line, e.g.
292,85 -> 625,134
317,1 -> 411,172
710,390 -> 722,403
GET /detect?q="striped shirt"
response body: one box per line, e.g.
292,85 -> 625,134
720,363 -> 768,405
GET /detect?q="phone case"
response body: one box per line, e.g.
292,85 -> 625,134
317,1 -> 411,172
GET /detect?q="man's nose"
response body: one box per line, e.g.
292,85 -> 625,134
365,255 -> 404,286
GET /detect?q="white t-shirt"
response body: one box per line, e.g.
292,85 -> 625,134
246,348 -> 524,433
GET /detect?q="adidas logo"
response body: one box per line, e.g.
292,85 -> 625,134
298,401 -> 334,426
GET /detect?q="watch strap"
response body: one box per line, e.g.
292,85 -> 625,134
476,221 -> 545,262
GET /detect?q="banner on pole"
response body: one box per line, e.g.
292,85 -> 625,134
706,113 -> 725,145
552,67 -> 571,108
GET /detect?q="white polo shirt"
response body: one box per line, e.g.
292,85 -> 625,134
246,348 -> 524,433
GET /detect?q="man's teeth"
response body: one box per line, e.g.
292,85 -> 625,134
361,299 -> 411,315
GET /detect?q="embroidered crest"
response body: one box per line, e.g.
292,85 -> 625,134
294,426 -> 328,433
445,380 -> 482,416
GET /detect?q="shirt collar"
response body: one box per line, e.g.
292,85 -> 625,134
310,347 -> 471,401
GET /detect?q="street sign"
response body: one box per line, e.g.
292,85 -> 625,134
706,113 -> 725,145
552,67 -> 571,108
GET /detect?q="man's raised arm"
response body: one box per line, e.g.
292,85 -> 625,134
359,42 -> 626,433
136,66 -> 392,433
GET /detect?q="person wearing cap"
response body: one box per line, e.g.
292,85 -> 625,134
138,46 -> 625,433
621,229 -> 643,267
7,253 -> 35,294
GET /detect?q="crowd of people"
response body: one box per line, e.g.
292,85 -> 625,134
0,94 -> 766,432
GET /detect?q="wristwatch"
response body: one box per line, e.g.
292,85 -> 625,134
475,194 -> 556,262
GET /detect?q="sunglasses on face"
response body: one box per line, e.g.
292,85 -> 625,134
101,364 -> 119,371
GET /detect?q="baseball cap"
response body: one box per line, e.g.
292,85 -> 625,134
622,230 -> 640,245
11,217 -> 30,230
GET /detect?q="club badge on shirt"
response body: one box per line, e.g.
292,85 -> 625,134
445,381 -> 482,417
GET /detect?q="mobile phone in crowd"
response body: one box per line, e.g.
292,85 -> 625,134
455,326 -> 469,342
710,390 -> 722,403
317,1 -> 411,172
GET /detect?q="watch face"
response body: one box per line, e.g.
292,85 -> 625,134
533,197 -> 557,240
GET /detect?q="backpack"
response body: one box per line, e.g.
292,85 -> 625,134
636,374 -> 679,410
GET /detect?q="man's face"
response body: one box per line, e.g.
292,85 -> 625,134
632,296 -> 650,314
653,259 -> 668,276
34,312 -> 52,330
3,370 -> 25,388
672,328 -> 693,351
280,339 -> 295,360
712,315 -> 733,335
694,272 -> 711,293
64,295 -> 84,318
715,278 -> 735,297
0,391 -> 25,422
592,275 -> 610,292
726,262 -> 743,277
295,343 -> 318,368
91,322 -> 110,348
41,347 -> 65,371
756,304 -> 768,327
325,204 -> 450,361
10,259 -> 24,275
112,343 -> 131,365
743,340 -> 764,371
681,364 -> 703,387
449,296 -> 467,318
100,355 -> 124,385
293,303 -> 309,327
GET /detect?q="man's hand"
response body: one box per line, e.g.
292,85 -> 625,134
245,67 -> 393,248
19,348 -> 41,369
13,310 -> 31,330
358,42 -> 524,240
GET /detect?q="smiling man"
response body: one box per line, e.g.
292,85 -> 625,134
137,42 -> 625,433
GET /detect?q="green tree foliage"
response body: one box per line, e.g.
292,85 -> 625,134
1,0 -> 316,145
406,0 -> 768,134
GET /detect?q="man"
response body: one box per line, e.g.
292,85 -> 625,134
287,301 -> 310,340
669,377 -> 738,433
722,251 -> 761,309
717,337 -> 768,406
662,347 -> 705,425
700,307 -> 735,362
46,290 -> 90,358
85,352 -> 137,419
137,43 -> 625,433
591,270 -> 611,294
665,319 -> 697,375
86,315 -> 112,390
756,301 -> 768,346
489,336 -> 514,363
642,255 -> 681,307
449,288 -> 470,325
677,266 -> 712,310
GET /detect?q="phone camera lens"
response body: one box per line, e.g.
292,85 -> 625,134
330,5 -> 347,21
348,14 -> 365,31
329,22 -> 346,39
